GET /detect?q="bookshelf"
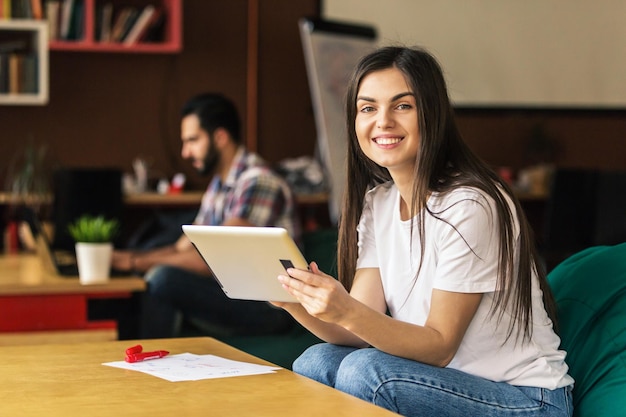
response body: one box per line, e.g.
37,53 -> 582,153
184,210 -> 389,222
48,0 -> 182,53
0,0 -> 181,105
0,19 -> 49,105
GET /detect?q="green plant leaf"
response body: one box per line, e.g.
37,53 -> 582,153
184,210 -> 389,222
67,215 -> 120,243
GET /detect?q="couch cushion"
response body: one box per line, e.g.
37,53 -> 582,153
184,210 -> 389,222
547,243 -> 626,417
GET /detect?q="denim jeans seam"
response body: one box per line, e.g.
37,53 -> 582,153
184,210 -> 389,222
564,386 -> 573,415
374,377 -> 545,412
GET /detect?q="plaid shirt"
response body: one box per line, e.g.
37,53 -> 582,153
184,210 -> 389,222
195,147 -> 301,242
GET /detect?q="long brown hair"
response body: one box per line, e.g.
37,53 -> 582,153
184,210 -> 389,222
337,46 -> 556,343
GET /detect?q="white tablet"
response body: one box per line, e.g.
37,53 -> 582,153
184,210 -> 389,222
182,225 -> 307,302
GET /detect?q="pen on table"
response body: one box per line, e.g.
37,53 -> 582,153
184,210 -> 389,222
125,344 -> 143,355
125,350 -> 170,363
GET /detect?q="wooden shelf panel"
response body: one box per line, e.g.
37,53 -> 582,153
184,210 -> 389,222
49,40 -> 181,53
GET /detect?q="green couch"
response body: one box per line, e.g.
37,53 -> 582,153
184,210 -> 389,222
547,243 -> 626,417
217,228 -> 338,369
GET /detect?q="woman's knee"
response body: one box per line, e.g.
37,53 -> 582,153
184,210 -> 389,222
293,344 -> 358,386
335,349 -> 381,387
293,344 -> 333,377
334,349 -> 411,405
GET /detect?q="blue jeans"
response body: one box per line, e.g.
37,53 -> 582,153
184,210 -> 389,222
293,344 -> 573,417
140,265 -> 294,338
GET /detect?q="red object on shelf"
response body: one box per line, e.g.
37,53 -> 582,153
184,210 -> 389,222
4,221 -> 20,253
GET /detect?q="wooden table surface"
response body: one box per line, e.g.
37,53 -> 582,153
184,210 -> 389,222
0,253 -> 145,296
0,337 -> 399,416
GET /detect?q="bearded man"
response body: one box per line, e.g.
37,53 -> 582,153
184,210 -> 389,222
113,93 -> 300,338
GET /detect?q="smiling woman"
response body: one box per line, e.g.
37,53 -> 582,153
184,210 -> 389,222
274,46 -> 574,417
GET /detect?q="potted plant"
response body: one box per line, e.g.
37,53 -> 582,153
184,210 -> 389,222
68,215 -> 120,285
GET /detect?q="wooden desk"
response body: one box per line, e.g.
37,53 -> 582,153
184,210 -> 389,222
0,254 -> 145,344
0,191 -> 331,207
0,337 -> 398,416
124,191 -> 205,207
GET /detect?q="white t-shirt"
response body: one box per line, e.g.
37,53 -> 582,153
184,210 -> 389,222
356,181 -> 573,389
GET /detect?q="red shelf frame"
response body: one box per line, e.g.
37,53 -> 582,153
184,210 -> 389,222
48,0 -> 182,53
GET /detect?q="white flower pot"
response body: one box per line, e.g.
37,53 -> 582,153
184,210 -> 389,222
75,242 -> 113,285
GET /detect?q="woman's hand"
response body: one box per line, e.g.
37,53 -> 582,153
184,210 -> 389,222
277,261 -> 353,325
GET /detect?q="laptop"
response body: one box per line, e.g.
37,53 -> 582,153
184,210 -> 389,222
182,225 -> 308,302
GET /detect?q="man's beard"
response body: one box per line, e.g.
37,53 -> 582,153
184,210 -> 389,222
198,146 -> 220,177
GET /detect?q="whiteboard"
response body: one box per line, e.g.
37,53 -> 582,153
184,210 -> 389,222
324,0 -> 626,108
299,18 -> 377,224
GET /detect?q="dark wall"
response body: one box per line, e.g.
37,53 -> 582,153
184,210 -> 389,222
456,109 -> 626,172
2,0 -> 625,194
1,0 -> 319,191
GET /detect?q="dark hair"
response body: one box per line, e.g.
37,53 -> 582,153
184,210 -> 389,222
181,93 -> 242,144
337,46 -> 556,343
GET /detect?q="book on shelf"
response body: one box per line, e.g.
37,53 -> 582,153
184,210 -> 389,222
110,6 -> 138,43
21,53 -> 37,93
0,0 -> 44,19
0,39 -> 38,94
0,0 -> 7,19
8,0 -> 29,18
55,0 -> 84,40
0,53 -> 37,94
95,2 -> 113,42
8,53 -> 23,93
67,0 -> 84,40
22,0 -> 33,18
118,7 -> 140,42
4,0 -> 16,18
58,0 -> 74,40
0,53 -> 8,93
30,0 -> 43,19
140,8 -> 166,43
25,0 -> 34,18
46,0 -> 61,41
122,5 -> 159,45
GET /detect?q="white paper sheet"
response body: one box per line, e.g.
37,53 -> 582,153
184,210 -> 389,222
103,353 -> 281,382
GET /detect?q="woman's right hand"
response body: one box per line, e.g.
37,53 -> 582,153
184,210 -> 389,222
277,261 -> 354,325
